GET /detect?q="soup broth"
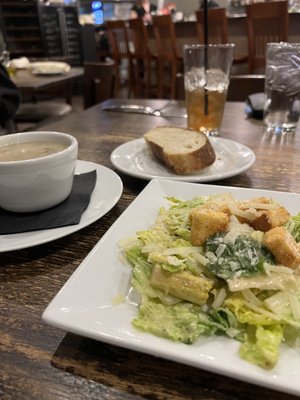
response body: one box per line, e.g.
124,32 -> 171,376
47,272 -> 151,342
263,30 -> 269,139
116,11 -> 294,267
0,141 -> 68,162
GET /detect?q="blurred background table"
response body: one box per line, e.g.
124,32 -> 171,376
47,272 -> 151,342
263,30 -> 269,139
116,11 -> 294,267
1,100 -> 299,400
10,66 -> 84,132
12,67 -> 84,104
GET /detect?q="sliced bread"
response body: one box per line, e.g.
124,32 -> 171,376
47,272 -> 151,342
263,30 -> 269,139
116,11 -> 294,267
144,126 -> 216,174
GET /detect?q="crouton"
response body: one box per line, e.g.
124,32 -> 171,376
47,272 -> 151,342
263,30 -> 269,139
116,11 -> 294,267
264,227 -> 300,268
189,208 -> 229,246
201,201 -> 232,216
237,197 -> 291,231
250,207 -> 291,232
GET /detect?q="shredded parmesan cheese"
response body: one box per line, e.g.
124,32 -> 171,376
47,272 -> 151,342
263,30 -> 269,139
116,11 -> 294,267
289,294 -> 300,320
244,301 -> 282,321
229,204 -> 257,220
241,289 -> 263,307
240,202 -> 279,210
212,288 -> 227,309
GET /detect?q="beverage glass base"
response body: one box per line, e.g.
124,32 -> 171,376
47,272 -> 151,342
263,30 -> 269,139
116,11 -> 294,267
203,128 -> 220,136
264,124 -> 297,135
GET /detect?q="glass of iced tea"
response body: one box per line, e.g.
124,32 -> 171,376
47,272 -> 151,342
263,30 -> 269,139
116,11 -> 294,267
183,44 -> 234,136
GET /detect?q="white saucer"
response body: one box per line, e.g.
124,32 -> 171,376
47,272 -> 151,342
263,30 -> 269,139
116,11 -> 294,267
110,137 -> 255,182
0,160 -> 123,252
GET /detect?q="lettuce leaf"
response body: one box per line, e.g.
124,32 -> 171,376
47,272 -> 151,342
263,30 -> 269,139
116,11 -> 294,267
211,307 -> 245,341
160,196 -> 206,241
225,295 -> 284,369
240,324 -> 283,369
286,212 -> 300,242
166,196 -> 206,210
225,295 -> 277,325
133,298 -> 224,344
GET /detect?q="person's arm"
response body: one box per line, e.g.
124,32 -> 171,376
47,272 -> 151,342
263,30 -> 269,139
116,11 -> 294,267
0,64 -> 20,126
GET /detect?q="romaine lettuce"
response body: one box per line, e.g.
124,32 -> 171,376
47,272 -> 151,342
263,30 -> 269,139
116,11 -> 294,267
225,295 -> 278,326
133,298 -> 223,344
240,324 -> 283,369
286,212 -> 300,242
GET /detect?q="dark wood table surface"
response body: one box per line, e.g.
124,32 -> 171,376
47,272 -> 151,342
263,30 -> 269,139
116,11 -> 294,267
12,67 -> 84,91
1,100 -> 299,400
12,67 -> 84,103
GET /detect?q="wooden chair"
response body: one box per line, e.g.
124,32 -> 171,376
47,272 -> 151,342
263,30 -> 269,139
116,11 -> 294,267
128,18 -> 157,98
227,74 -> 265,101
196,8 -> 228,44
83,61 -> 115,109
195,8 -> 247,65
245,1 -> 289,73
152,14 -> 183,99
105,20 -> 134,97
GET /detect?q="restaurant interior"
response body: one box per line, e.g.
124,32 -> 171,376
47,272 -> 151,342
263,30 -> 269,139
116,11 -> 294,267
1,1 -> 300,400
1,0 -> 300,132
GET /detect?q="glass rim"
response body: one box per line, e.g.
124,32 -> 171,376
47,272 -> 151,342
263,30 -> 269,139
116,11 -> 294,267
183,43 -> 235,51
267,42 -> 300,49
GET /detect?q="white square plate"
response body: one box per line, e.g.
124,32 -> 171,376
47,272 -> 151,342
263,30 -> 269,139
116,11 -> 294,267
42,179 -> 300,397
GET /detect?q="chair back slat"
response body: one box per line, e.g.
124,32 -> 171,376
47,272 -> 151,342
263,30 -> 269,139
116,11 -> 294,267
246,1 -> 289,73
105,20 -> 133,97
106,20 -> 131,59
128,17 -> 157,97
151,14 -> 183,98
128,17 -> 150,58
152,15 -> 179,60
196,8 -> 228,44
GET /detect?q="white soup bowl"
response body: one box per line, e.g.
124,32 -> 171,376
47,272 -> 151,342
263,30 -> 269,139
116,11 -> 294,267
0,131 -> 78,212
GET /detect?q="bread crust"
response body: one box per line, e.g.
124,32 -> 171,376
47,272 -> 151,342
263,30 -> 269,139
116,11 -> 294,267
144,126 -> 216,174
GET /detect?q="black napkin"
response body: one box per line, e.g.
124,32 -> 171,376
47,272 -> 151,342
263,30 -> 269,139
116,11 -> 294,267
245,92 -> 265,119
0,170 -> 97,235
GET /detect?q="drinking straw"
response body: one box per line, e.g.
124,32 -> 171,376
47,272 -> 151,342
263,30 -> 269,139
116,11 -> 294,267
203,0 -> 209,115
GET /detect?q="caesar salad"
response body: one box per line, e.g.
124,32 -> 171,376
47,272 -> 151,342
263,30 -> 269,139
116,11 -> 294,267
120,192 -> 300,370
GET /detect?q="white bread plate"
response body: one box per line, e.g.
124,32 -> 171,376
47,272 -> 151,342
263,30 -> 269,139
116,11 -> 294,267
28,61 -> 71,75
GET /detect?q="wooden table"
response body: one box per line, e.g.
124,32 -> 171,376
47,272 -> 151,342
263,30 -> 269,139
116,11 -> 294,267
12,67 -> 84,104
1,100 -> 299,400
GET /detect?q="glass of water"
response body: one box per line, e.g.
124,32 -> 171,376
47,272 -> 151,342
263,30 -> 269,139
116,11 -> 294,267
263,42 -> 300,135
